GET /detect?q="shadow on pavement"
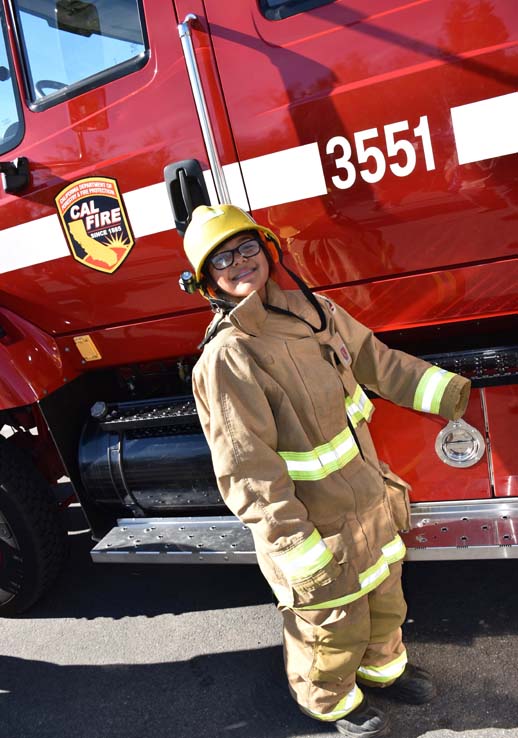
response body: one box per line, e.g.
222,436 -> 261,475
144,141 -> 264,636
0,649 -> 313,738
1,647 -> 517,738
402,559 -> 518,644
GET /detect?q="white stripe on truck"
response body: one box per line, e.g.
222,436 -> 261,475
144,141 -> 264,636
451,91 -> 518,165
1,90 -> 516,276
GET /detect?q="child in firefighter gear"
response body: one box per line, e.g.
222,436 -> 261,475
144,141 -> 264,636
182,204 -> 470,737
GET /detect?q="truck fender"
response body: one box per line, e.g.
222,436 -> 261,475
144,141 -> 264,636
0,308 -> 74,409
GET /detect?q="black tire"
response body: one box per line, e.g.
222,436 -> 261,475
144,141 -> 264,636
0,439 -> 68,616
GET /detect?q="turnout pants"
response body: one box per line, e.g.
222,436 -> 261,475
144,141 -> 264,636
281,562 -> 407,722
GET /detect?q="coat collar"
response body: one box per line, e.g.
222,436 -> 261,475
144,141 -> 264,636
223,279 -> 323,339
227,279 -> 288,336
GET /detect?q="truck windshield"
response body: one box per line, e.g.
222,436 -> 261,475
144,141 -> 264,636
13,0 -> 147,105
0,10 -> 23,154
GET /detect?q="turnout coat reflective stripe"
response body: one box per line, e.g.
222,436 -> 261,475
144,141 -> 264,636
192,280 -> 470,609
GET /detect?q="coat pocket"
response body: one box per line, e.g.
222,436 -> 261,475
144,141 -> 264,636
290,523 -> 352,608
382,465 -> 412,533
290,555 -> 342,599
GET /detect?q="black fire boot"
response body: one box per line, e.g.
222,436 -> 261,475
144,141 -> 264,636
335,697 -> 390,737
381,663 -> 437,704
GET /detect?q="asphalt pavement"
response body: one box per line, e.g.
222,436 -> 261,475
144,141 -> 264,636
1,505 -> 518,738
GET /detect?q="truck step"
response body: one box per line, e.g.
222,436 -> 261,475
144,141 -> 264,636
91,516 -> 256,564
91,500 -> 518,565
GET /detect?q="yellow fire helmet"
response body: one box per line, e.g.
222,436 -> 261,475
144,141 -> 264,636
183,204 -> 280,284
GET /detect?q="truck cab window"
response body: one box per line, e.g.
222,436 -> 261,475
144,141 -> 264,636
13,0 -> 147,108
0,11 -> 23,154
259,0 -> 335,20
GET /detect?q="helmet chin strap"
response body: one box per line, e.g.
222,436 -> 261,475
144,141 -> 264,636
197,311 -> 227,350
197,293 -> 239,349
263,237 -> 327,334
207,295 -> 238,313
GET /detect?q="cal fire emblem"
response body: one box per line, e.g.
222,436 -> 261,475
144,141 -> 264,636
55,177 -> 135,273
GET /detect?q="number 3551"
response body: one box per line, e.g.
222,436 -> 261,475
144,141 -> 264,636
326,116 -> 435,189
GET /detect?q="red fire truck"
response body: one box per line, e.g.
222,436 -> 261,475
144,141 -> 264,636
0,0 -> 517,616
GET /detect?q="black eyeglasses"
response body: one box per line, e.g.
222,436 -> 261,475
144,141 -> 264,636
208,239 -> 262,270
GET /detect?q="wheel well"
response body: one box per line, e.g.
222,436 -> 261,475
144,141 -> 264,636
0,405 -> 65,486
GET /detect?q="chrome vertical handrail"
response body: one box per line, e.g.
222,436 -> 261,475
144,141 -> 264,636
178,14 -> 231,204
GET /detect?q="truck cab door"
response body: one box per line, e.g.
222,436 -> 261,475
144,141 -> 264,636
0,0 -> 241,361
185,0 -> 517,331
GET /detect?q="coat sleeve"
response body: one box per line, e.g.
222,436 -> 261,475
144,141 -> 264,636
192,344 -> 341,596
321,299 -> 470,420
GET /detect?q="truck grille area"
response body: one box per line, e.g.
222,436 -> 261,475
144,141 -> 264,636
422,346 -> 518,387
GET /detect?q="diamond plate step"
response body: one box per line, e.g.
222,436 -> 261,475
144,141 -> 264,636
91,500 -> 518,565
91,516 -> 256,564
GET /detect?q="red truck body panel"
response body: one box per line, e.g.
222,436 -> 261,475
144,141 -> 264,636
0,0 -> 517,507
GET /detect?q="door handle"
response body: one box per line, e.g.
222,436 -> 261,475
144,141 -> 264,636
163,158 -> 210,236
0,157 -> 30,194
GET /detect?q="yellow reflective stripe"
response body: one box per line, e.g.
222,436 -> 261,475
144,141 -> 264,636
278,426 -> 359,481
345,399 -> 363,428
357,650 -> 408,683
413,366 -> 456,414
279,385 -> 373,481
359,557 -> 390,589
293,535 -> 406,611
355,384 -> 374,421
270,581 -> 293,607
346,385 -> 374,427
271,529 -> 334,583
382,535 -> 407,564
305,684 -> 364,721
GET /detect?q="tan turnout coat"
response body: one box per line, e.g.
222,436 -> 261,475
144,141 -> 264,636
193,280 -> 470,610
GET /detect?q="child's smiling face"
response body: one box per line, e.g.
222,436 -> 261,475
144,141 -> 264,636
207,232 -> 270,301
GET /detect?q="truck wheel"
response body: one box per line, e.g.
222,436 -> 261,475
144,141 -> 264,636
0,440 -> 68,616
